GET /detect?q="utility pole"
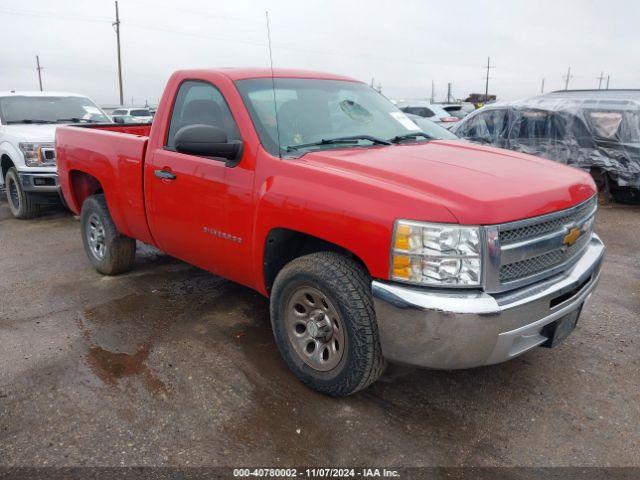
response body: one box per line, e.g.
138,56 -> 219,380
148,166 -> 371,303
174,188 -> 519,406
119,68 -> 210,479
113,1 -> 124,106
484,56 -> 494,102
35,55 -> 43,91
430,80 -> 435,103
540,78 -> 545,94
606,75 -> 610,90
563,66 -> 572,91
597,71 -> 605,90
446,82 -> 452,103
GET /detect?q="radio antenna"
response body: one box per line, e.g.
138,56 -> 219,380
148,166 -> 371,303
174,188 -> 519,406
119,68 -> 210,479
265,11 -> 282,158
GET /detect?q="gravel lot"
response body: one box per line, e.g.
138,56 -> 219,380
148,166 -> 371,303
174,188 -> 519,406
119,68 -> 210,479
0,196 -> 638,467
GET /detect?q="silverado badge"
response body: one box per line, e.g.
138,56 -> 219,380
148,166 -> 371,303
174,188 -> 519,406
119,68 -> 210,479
563,227 -> 582,247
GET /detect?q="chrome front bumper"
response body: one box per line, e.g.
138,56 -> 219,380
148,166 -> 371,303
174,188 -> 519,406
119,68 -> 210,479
372,234 -> 605,369
18,172 -> 59,193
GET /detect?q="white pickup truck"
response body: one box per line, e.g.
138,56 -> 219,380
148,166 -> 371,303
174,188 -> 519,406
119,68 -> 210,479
0,91 -> 111,218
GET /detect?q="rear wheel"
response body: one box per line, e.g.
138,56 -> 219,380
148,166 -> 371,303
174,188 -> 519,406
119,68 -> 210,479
5,168 -> 40,219
611,185 -> 640,204
270,252 -> 385,396
80,194 -> 136,275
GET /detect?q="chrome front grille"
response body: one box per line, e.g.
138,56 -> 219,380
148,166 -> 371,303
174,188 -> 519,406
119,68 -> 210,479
499,197 -> 597,245
483,196 -> 597,293
499,231 -> 591,282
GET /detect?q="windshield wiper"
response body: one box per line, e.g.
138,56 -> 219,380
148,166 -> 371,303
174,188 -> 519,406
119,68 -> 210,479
286,135 -> 391,152
56,118 -> 100,124
6,119 -> 56,124
390,132 -> 433,143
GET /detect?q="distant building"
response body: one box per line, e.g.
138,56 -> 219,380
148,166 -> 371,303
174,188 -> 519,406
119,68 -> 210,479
465,93 -> 497,108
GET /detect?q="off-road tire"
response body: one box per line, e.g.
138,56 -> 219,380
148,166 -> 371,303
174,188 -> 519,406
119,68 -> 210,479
80,194 -> 136,275
5,168 -> 40,219
270,252 -> 385,396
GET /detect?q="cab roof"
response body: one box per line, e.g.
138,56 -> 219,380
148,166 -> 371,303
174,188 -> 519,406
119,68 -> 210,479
176,68 -> 361,83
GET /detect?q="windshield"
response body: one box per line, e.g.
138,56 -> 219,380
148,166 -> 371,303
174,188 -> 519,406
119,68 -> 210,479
235,78 -> 423,155
130,109 -> 151,117
406,114 -> 459,140
112,109 -> 128,115
0,96 -> 109,124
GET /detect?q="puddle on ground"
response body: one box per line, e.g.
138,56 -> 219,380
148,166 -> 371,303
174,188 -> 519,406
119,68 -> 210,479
87,343 -> 167,394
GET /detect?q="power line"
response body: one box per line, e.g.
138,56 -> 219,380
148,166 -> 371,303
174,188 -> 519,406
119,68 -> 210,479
0,6 -> 485,73
563,66 -> 573,90
484,56 -> 495,101
113,1 -> 124,106
35,55 -> 43,91
0,7 -> 110,23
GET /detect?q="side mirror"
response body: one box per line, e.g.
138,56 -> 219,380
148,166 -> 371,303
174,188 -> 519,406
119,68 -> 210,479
174,124 -> 242,165
113,116 -> 124,124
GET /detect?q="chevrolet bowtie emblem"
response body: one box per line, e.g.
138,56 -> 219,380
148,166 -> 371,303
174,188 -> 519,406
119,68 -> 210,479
563,227 -> 582,247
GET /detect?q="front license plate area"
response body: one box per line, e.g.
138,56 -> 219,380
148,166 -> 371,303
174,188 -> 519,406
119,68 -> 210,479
541,307 -> 582,348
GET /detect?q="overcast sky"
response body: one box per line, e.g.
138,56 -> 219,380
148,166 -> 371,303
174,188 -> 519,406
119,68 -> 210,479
1,0 -> 638,106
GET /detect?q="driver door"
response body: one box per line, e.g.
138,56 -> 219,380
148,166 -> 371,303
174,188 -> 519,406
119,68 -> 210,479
145,80 -> 242,273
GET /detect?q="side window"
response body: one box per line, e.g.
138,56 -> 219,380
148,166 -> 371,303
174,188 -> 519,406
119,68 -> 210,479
460,112 -> 492,141
166,80 -> 240,148
421,108 -> 435,118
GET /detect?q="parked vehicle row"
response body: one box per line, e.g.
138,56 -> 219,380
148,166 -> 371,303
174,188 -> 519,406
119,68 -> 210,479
0,91 -> 111,218
110,107 -> 154,124
440,102 -> 476,119
53,68 -> 604,396
398,101 -> 460,127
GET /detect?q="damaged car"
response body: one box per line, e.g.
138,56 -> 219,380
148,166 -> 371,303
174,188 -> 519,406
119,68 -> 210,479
451,90 -> 640,203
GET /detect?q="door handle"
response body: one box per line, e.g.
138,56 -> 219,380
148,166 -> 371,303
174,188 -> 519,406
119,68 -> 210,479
154,169 -> 176,180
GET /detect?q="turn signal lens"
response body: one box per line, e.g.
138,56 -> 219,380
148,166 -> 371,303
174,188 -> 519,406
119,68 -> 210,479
393,224 -> 422,252
392,254 -> 411,279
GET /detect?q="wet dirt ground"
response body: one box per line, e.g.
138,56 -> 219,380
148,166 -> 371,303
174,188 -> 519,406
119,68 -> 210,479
0,197 -> 638,467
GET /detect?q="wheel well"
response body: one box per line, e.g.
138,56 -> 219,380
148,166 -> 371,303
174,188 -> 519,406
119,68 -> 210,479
69,170 -> 103,209
263,228 -> 369,292
1,155 -> 14,181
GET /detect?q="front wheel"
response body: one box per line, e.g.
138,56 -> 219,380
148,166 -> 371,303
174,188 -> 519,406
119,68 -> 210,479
5,168 -> 40,219
80,194 -> 136,275
270,252 -> 385,396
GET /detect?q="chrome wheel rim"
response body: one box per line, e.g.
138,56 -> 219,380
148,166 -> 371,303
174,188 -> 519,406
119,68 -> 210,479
7,176 -> 20,211
86,213 -> 107,260
285,286 -> 345,372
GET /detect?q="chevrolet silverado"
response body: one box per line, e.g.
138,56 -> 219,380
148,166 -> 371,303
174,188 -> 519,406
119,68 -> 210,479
56,69 -> 605,396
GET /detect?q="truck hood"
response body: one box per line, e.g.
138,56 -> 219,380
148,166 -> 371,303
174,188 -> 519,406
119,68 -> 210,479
301,139 -> 596,225
1,124 -> 59,143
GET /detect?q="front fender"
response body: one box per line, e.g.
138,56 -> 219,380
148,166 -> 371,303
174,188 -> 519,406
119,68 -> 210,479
250,152 -> 459,294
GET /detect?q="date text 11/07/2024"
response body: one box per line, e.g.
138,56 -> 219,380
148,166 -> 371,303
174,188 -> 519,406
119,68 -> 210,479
233,468 -> 401,477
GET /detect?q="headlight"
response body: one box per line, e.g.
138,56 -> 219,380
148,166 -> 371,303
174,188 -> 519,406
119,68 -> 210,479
391,220 -> 482,286
19,143 -> 56,167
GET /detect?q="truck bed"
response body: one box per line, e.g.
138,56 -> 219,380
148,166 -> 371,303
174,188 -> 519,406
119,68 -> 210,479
76,122 -> 152,137
55,123 -> 155,245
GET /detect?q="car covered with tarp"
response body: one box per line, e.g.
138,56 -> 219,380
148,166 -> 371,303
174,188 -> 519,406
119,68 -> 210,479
451,90 -> 640,202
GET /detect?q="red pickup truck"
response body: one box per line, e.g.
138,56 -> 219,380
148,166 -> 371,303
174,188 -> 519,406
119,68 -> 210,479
56,69 -> 605,396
